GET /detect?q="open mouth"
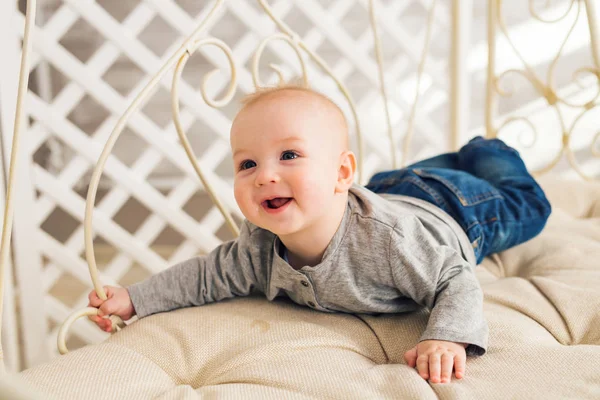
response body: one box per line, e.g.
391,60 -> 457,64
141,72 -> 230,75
262,197 -> 292,210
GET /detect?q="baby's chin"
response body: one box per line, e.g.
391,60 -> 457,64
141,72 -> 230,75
249,217 -> 302,237
256,222 -> 297,236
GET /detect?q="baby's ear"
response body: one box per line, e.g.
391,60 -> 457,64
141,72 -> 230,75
336,151 -> 356,193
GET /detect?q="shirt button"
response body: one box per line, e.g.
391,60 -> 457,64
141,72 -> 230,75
301,280 -> 309,287
307,301 -> 316,307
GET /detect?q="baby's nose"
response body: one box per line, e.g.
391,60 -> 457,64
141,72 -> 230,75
255,166 -> 280,186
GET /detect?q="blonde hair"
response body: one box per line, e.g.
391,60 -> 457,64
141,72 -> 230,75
239,83 -> 349,148
241,81 -> 315,103
240,83 -> 345,120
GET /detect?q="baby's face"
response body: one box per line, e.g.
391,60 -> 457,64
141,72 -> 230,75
230,91 -> 348,236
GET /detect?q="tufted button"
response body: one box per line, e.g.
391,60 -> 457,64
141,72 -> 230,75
301,280 -> 309,287
307,301 -> 315,307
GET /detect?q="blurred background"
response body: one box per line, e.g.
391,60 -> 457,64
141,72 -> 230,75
0,0 -> 598,372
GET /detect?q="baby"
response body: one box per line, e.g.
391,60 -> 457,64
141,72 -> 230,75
89,85 -> 551,384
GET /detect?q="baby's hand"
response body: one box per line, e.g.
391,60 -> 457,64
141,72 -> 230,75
404,340 -> 467,383
87,286 -> 135,332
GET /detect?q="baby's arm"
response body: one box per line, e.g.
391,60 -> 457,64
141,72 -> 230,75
128,220 -> 260,319
88,221 -> 261,330
389,216 -> 488,381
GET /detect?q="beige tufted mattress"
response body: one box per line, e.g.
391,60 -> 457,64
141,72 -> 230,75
12,177 -> 600,399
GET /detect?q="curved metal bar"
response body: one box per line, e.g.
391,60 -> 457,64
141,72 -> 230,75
565,103 -> 600,180
495,116 -> 539,149
368,0 -> 397,168
192,40 -> 238,108
252,33 -> 308,88
545,0 -> 586,106
560,66 -> 600,108
58,0 -> 228,354
496,1 -> 549,102
527,2 -> 600,109
0,0 -> 37,373
494,112 -> 565,180
401,0 -> 438,167
486,0 -> 498,138
172,38 -> 240,237
495,68 -> 543,97
593,131 -> 600,157
585,0 -> 600,68
529,0 -> 577,24
529,95 -> 570,176
57,308 -> 123,355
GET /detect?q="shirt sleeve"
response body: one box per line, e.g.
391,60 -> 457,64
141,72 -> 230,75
127,221 -> 262,318
388,216 -> 488,356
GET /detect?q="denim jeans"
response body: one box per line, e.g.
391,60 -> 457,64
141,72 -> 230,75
365,136 -> 552,264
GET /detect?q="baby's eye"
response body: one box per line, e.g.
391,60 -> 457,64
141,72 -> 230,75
239,160 -> 256,171
281,151 -> 298,161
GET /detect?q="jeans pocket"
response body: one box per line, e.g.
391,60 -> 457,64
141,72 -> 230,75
412,168 -> 503,207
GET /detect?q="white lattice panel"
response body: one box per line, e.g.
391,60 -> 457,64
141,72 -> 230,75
2,0 -> 456,368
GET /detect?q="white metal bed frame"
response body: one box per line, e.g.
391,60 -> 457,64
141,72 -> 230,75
0,0 -> 598,373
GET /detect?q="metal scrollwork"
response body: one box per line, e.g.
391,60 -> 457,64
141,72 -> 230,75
252,33 -> 308,88
489,0 -> 600,180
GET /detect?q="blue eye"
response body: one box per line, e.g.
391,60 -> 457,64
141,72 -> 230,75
239,160 -> 256,171
281,151 -> 298,161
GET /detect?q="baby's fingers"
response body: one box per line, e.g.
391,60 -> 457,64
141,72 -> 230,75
416,354 -> 430,380
454,353 -> 466,379
404,347 -> 418,368
100,317 -> 112,332
87,289 -> 103,308
440,353 -> 454,383
98,298 -> 120,318
86,313 -> 111,332
428,353 -> 442,383
86,296 -> 103,324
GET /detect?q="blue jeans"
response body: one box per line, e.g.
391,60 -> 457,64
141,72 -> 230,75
365,137 -> 552,264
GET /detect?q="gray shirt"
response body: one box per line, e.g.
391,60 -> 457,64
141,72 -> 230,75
128,184 -> 488,356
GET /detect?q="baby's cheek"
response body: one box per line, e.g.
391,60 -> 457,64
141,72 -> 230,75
233,185 -> 242,206
301,176 -> 331,204
233,186 -> 250,216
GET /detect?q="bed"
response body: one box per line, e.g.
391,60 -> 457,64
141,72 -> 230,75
11,176 -> 600,399
1,0 -> 599,398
